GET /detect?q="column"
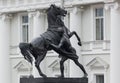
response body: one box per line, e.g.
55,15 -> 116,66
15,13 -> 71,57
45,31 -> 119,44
29,10 -> 45,77
69,7 -> 83,77
0,14 -> 11,83
109,2 -> 120,83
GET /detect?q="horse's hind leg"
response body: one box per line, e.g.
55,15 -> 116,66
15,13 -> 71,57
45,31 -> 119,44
35,51 -> 47,78
60,56 -> 67,78
72,59 -> 88,77
19,43 -> 33,64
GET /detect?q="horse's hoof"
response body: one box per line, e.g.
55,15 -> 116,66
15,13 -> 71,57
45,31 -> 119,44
42,74 -> 47,78
83,73 -> 88,78
29,74 -> 34,79
58,76 -> 64,78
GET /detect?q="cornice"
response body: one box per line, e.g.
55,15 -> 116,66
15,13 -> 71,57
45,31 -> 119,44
0,1 -> 61,14
0,0 -> 104,14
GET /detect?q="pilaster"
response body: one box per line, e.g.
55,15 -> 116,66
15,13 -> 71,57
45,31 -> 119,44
0,13 -> 12,83
28,9 -> 36,41
28,10 -> 46,38
32,10 -> 45,38
105,2 -> 120,83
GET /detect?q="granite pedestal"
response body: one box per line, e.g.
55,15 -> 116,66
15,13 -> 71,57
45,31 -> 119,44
20,76 -> 88,83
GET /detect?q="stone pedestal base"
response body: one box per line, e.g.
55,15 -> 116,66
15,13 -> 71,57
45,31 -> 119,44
20,76 -> 88,83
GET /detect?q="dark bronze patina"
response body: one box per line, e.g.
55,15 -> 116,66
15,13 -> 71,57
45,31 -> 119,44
19,4 -> 87,78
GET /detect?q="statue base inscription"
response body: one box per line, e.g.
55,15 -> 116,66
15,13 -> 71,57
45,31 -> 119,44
20,76 -> 88,83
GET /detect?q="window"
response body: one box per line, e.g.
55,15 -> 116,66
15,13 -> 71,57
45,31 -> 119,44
21,15 -> 29,42
95,8 -> 104,40
96,75 -> 104,83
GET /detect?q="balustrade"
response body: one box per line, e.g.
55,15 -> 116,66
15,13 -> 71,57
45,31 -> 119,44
10,45 -> 19,55
81,40 -> 110,52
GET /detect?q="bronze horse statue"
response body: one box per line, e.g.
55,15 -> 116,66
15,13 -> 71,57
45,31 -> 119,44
19,4 -> 87,78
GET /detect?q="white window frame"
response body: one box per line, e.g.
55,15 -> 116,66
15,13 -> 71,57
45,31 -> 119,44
95,74 -> 104,83
20,14 -> 29,43
91,72 -> 105,83
93,5 -> 105,41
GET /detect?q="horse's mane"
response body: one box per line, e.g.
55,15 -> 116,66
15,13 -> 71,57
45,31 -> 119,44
46,4 -> 55,14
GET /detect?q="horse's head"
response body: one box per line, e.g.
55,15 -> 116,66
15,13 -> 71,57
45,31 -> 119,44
47,4 -> 67,17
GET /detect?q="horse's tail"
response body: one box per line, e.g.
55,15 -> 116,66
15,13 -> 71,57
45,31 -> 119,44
19,43 -> 33,64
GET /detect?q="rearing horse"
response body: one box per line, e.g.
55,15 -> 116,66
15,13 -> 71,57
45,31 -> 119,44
19,4 -> 87,78
48,15 -> 88,78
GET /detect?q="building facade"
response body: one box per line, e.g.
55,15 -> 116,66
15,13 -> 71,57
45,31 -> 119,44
0,0 -> 120,83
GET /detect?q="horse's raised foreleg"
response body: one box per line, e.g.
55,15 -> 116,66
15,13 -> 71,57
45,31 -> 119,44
59,56 -> 67,78
69,31 -> 82,46
35,51 -> 47,78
